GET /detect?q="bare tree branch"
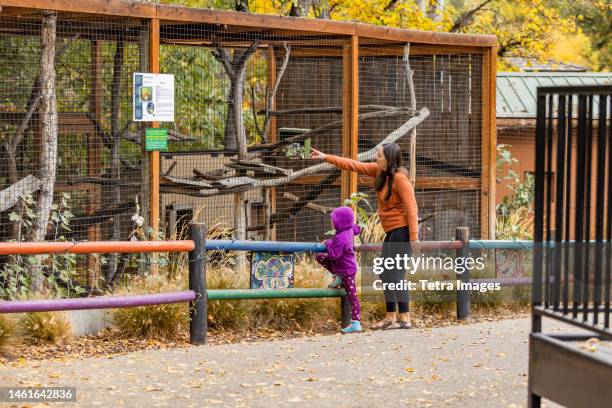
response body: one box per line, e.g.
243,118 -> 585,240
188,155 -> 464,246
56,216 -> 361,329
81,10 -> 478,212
403,43 -> 417,186
450,0 -> 494,33
211,44 -> 235,77
262,42 -> 291,141
186,107 -> 429,197
249,108 -> 414,154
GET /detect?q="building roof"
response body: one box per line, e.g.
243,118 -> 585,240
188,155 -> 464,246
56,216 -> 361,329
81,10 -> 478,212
503,57 -> 589,72
496,72 -> 612,118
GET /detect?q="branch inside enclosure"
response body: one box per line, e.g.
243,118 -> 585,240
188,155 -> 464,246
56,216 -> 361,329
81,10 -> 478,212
161,107 -> 429,198
282,192 -> 334,214
258,105 -> 400,116
0,175 -> 42,212
249,108 -> 416,154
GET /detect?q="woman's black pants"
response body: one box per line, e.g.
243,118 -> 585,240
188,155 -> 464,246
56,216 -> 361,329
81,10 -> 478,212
381,226 -> 411,313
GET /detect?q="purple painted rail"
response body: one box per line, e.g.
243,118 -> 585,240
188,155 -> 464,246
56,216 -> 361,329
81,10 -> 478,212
0,290 -> 196,313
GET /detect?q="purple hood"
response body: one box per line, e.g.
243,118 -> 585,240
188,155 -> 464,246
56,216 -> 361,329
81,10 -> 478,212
330,206 -> 361,235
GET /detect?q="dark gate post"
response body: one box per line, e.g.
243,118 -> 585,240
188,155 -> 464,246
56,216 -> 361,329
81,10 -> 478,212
456,227 -> 470,320
189,223 -> 207,345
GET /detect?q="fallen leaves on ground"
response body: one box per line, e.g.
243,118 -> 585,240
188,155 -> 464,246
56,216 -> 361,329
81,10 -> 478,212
0,308 -> 530,364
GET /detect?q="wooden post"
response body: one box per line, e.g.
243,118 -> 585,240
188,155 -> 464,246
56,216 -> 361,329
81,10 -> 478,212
480,47 -> 495,239
455,227 -> 470,320
149,18 -> 160,236
87,39 -> 102,287
267,45 -> 277,240
488,47 -> 497,239
342,36 -> 359,203
139,21 -> 150,233
189,223 -> 207,345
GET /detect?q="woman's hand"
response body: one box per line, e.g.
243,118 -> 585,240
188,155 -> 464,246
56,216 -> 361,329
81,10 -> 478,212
310,148 -> 327,161
410,240 -> 422,257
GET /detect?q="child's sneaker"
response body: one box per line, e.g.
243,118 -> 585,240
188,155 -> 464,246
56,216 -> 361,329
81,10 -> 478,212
341,320 -> 362,334
327,274 -> 343,288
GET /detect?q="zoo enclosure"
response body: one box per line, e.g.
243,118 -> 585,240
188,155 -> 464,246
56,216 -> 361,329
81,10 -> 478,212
0,1 -> 497,292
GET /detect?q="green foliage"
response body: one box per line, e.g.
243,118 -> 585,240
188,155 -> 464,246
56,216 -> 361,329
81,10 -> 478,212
343,192 -> 374,230
283,138 -> 312,159
0,193 -> 85,299
495,144 -> 534,239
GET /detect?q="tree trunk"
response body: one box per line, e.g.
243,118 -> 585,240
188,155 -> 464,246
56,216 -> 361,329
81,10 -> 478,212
213,42 -> 259,273
106,40 -> 124,284
403,44 -> 418,186
29,11 -> 58,292
416,0 -> 427,13
234,67 -> 248,159
233,62 -> 249,272
224,81 -> 238,150
428,0 -> 445,22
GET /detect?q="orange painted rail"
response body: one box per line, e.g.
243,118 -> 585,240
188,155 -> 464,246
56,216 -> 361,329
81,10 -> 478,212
0,240 -> 195,256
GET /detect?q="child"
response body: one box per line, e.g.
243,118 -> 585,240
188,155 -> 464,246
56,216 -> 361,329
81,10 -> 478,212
316,206 -> 362,334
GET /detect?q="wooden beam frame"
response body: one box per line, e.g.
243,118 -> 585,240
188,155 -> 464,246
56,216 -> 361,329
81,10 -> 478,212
87,39 -> 102,286
149,18 -> 160,235
480,46 -> 497,239
341,35 -> 359,203
288,175 -> 480,190
488,47 -> 497,239
0,1 -> 496,47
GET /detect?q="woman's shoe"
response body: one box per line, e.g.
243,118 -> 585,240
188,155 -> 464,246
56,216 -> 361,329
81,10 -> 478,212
341,320 -> 362,334
327,274 -> 344,289
397,320 -> 412,329
369,319 -> 397,330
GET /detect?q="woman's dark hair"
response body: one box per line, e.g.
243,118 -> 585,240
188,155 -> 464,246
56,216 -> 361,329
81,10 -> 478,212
374,143 -> 408,201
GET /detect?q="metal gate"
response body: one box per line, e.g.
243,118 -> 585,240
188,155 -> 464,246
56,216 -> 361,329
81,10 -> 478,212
529,85 -> 612,407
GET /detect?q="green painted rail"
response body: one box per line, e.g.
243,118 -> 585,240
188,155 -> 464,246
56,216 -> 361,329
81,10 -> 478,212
207,288 -> 346,300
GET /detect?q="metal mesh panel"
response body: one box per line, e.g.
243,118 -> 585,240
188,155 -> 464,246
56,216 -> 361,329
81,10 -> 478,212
0,12 -> 149,291
358,48 -> 483,241
158,24 -> 345,243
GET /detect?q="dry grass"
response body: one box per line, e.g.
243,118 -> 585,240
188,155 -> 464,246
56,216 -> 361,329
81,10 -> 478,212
206,256 -> 337,331
0,314 -> 15,348
19,312 -> 72,344
111,274 -> 188,340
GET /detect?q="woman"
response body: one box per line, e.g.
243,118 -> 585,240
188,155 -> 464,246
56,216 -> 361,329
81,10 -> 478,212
310,143 -> 420,329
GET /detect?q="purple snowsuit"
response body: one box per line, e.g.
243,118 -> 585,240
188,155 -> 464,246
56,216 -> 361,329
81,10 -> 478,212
316,206 -> 361,321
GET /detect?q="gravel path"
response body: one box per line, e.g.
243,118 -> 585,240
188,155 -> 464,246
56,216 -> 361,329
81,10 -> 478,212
0,318 -> 567,407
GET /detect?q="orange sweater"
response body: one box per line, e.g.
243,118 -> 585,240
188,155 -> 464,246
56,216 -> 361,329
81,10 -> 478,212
325,155 -> 419,241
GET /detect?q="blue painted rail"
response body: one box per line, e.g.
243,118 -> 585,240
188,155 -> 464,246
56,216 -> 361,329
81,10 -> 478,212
205,239 -> 536,252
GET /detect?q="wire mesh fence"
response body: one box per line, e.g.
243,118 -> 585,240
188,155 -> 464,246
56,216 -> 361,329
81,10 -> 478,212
0,5 -> 495,295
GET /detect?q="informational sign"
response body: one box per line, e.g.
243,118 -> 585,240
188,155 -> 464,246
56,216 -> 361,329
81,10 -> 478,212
145,128 -> 168,151
133,73 -> 174,122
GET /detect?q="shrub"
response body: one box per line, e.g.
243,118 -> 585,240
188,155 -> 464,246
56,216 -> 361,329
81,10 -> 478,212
207,267 -> 249,330
0,314 -> 15,348
19,312 -> 72,343
113,304 -> 187,340
112,274 -> 188,340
